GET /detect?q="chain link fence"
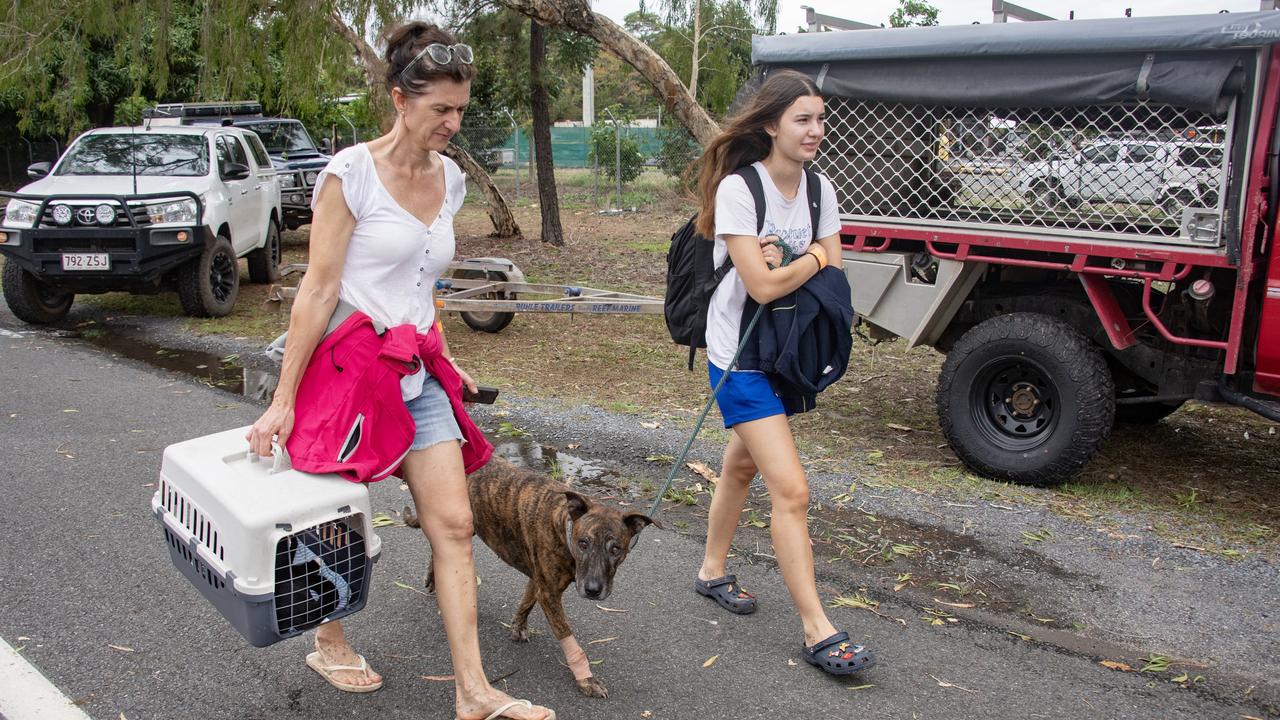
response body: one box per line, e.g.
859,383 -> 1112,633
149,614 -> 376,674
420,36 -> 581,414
455,125 -> 665,170
815,97 -> 1232,247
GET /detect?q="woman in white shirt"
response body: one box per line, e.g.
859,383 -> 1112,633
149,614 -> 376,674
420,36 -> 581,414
690,69 -> 876,676
247,21 -> 555,720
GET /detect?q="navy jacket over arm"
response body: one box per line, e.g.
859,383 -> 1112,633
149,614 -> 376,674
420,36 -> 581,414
736,266 -> 855,415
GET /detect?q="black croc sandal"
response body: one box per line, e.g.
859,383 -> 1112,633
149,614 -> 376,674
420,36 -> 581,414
803,632 -> 875,675
694,574 -> 757,615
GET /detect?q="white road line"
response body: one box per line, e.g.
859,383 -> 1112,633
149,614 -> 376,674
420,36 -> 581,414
0,637 -> 92,720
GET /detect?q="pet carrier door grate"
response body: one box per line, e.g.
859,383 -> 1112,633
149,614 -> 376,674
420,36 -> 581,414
273,518 -> 369,636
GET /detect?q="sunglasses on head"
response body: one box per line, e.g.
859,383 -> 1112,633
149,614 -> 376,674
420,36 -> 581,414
401,42 -> 474,79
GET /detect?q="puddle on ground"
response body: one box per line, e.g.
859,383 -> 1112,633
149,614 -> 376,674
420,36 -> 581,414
72,326 -> 278,400
491,438 -> 629,488
62,330 -> 632,491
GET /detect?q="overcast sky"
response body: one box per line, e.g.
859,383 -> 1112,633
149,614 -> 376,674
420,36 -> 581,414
590,0 -> 1269,30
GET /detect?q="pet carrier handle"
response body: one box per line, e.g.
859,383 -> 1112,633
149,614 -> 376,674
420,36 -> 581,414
246,441 -> 291,475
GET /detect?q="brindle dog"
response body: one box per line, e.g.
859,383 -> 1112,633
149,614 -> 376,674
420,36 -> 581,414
404,457 -> 656,697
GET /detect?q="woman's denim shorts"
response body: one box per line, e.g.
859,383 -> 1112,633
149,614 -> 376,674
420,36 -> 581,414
404,374 -> 463,451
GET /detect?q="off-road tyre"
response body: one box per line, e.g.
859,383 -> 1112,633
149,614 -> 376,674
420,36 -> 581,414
937,312 -> 1115,486
246,218 -> 281,284
177,235 -> 239,318
1026,179 -> 1064,211
2,260 -> 74,324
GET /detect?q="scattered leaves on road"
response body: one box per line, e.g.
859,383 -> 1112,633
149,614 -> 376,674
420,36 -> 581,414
393,581 -> 431,597
587,637 -> 619,646
1021,528 -> 1054,545
596,604 -> 628,613
685,461 -> 719,483
108,644 -> 135,653
929,675 -> 977,693
1100,660 -> 1134,672
829,594 -> 878,611
495,422 -> 529,438
371,512 -> 403,528
702,655 -> 719,668
1139,654 -> 1171,673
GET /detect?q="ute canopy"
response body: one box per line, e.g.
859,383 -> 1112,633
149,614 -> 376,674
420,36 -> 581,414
751,11 -> 1280,115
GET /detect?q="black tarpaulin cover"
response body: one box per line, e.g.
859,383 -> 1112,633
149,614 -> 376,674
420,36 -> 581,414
750,11 -> 1280,113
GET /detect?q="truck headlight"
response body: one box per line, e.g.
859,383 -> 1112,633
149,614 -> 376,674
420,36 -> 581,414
145,198 -> 198,226
3,199 -> 38,229
280,172 -> 299,189
304,170 -> 319,186
95,203 -> 117,225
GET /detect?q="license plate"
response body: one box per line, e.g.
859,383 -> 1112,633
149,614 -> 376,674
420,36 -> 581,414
61,253 -> 110,271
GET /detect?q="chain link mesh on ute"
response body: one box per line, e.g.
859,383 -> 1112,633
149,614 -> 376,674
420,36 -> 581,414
814,96 -> 1234,247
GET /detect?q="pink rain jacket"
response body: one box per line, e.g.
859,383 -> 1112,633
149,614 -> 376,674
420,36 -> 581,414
286,310 -> 493,482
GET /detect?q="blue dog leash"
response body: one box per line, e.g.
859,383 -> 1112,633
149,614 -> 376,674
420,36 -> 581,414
647,241 -> 794,518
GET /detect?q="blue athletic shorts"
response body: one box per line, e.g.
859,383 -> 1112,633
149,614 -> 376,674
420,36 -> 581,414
404,374 -> 464,451
707,363 -> 788,428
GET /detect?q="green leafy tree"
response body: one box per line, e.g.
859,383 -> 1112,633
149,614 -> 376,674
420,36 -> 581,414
652,0 -> 776,101
889,0 -> 940,28
588,112 -> 645,185
0,0 -> 414,140
656,126 -> 700,183
624,1 -> 764,117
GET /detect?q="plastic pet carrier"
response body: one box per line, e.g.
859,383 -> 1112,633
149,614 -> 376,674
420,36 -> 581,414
151,426 -> 382,647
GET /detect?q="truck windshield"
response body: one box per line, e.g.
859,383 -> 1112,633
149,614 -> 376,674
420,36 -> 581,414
242,122 -> 317,155
56,134 -> 209,177
1178,146 -> 1223,169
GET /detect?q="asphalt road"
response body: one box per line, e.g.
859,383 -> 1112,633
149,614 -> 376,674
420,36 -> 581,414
1,314 -> 1276,720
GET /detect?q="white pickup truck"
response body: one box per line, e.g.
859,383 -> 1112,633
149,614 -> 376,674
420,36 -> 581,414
1017,136 -> 1225,218
0,124 -> 283,323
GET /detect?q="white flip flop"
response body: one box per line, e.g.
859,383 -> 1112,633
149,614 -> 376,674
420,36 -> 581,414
305,650 -> 384,693
459,699 -> 556,720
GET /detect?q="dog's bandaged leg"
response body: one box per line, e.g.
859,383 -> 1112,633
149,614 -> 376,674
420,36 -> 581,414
560,635 -> 593,681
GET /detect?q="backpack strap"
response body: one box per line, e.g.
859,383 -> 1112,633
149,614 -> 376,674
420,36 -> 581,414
711,166 -> 768,286
737,165 -> 768,235
805,167 -> 822,243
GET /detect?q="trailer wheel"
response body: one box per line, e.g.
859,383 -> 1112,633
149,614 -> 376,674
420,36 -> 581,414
454,268 -> 515,333
937,312 -> 1115,486
1115,400 -> 1184,424
2,261 -> 73,324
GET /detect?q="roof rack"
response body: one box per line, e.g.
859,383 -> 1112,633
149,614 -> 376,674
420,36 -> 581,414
143,101 -> 264,121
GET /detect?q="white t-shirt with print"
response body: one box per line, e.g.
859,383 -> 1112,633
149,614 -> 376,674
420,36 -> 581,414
707,161 -> 841,370
312,143 -> 467,399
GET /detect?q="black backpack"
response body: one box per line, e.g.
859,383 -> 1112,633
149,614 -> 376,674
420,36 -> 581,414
665,165 -> 822,369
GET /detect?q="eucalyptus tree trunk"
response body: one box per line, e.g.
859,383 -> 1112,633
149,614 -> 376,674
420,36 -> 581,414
529,20 -> 564,246
496,0 -> 720,145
